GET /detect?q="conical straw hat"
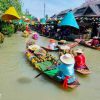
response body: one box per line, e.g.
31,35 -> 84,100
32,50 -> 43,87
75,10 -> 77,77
2,6 -> 20,20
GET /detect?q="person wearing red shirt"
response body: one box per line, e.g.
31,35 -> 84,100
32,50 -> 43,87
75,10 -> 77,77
91,36 -> 99,47
74,49 -> 88,70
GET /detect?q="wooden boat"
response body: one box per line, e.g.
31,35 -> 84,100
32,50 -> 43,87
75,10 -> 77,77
42,46 -> 59,52
25,49 -> 79,89
76,39 -> 100,51
75,68 -> 91,75
58,42 -> 79,50
41,42 -> 78,52
82,43 -> 100,51
58,40 -> 67,45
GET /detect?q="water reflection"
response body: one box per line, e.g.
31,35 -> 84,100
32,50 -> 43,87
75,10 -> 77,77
17,76 -> 32,84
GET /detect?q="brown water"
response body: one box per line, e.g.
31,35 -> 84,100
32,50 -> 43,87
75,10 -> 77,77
0,34 -> 100,100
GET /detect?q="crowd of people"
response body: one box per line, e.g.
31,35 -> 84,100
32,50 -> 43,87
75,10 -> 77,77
30,23 -> 79,41
29,22 -> 100,43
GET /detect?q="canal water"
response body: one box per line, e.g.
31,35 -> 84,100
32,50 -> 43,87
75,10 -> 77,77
0,34 -> 100,100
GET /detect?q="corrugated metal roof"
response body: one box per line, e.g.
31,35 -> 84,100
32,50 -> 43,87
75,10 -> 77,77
56,0 -> 100,18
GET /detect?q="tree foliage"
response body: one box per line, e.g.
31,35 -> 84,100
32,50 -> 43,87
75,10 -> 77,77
0,0 -> 23,15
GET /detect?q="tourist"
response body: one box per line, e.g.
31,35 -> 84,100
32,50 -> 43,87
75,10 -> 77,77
74,49 -> 88,70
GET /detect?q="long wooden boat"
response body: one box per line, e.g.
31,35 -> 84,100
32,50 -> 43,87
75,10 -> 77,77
25,49 -> 80,89
75,39 -> 100,51
58,40 -> 67,45
42,42 -> 78,52
80,42 -> 100,51
41,46 -> 59,52
75,68 -> 91,75
58,42 -> 79,50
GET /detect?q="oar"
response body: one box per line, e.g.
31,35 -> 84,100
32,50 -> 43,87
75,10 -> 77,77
34,59 -> 60,78
34,68 -> 49,78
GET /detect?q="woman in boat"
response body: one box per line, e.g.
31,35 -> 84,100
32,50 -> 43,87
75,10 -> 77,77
48,39 -> 57,50
32,32 -> 39,40
26,39 -> 35,49
26,24 -> 31,34
74,49 -> 88,70
56,54 -> 78,87
91,36 -> 99,47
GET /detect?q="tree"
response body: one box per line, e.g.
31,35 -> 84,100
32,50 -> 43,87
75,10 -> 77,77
0,0 -> 23,15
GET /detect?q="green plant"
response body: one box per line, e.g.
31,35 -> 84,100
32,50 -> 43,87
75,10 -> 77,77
1,24 -> 15,37
18,24 -> 26,32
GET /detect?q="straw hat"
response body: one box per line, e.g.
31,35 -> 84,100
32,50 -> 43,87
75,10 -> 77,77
28,44 -> 40,51
49,39 -> 56,43
75,49 -> 83,54
60,54 -> 75,64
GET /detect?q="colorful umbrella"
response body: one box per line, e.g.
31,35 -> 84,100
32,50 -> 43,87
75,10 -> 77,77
24,18 -> 30,22
40,18 -> 46,24
2,6 -> 20,20
59,11 -> 79,29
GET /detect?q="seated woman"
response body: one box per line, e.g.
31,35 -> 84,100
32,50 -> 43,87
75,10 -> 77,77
56,54 -> 78,87
74,49 -> 88,70
26,24 -> 31,34
26,39 -> 35,49
91,36 -> 99,47
48,39 -> 57,50
32,32 -> 39,40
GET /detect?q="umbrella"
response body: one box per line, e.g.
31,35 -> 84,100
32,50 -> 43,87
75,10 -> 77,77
24,18 -> 30,22
40,18 -> 46,24
2,6 -> 20,20
59,11 -> 79,29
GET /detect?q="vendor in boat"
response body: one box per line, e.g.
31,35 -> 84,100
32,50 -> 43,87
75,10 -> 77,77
74,49 -> 88,70
48,39 -> 57,50
26,24 -> 31,34
32,32 -> 39,40
56,54 -> 78,86
91,36 -> 99,47
26,39 -> 35,49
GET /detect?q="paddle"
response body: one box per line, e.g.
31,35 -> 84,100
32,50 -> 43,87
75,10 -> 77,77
34,59 -> 60,78
34,68 -> 50,78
